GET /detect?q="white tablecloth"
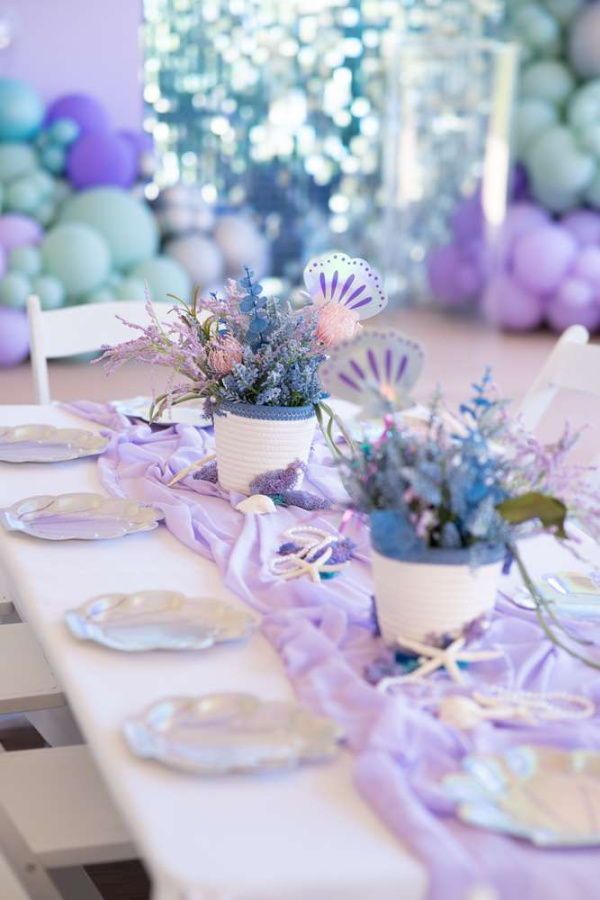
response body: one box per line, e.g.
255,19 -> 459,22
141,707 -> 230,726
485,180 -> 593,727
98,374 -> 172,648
0,405 -> 427,900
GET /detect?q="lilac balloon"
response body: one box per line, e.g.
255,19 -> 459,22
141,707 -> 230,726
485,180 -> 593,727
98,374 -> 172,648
450,193 -> 483,242
45,93 -> 110,135
546,277 -> 600,332
573,246 -> 600,287
562,209 -> 600,246
0,214 -> 43,253
512,225 -> 577,293
0,245 -> 5,279
426,244 -> 470,305
482,273 -> 545,331
0,307 -> 29,367
118,129 -> 153,158
67,132 -> 137,189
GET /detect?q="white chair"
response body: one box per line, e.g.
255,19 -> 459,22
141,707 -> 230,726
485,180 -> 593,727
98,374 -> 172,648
0,745 -> 135,899
27,295 -> 163,404
518,324 -> 600,433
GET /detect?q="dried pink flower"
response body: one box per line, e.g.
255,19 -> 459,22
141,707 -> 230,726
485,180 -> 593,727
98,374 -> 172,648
207,335 -> 243,376
315,302 -> 361,347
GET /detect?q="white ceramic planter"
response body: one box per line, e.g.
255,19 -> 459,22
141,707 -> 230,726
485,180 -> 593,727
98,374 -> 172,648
371,548 -> 502,646
213,403 -> 316,495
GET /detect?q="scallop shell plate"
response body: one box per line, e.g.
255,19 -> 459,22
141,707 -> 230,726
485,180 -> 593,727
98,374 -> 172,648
0,493 -> 163,541
124,692 -> 343,775
445,745 -> 600,847
65,590 -> 256,651
0,424 -> 109,463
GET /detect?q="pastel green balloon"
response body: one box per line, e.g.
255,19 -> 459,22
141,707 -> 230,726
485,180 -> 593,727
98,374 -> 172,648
515,98 -> 558,156
78,286 -> 116,304
32,275 -> 66,310
131,256 -> 191,303
0,183 -> 4,212
105,271 -> 123,289
60,188 -> 159,271
5,176 -> 42,214
42,222 -> 111,297
8,245 -> 42,277
521,60 -> 575,105
0,272 -> 31,308
35,199 -> 57,227
585,170 -> 600,208
116,276 -> 146,300
0,80 -> 43,141
29,169 -> 55,198
529,126 -> 596,209
514,4 -> 560,53
0,144 -> 37,182
49,118 -> 79,145
40,145 -> 66,175
568,79 -> 600,129
545,0 -> 584,25
576,123 -> 600,156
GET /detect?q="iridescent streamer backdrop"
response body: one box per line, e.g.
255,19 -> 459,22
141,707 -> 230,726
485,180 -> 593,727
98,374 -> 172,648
143,0 -> 506,283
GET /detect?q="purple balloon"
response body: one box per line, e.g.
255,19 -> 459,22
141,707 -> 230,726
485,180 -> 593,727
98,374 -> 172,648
546,278 -> 600,332
0,307 -> 29,367
67,132 -> 137,189
573,246 -> 600,287
0,245 -> 5,279
118,129 -> 154,158
482,273 -> 545,331
0,214 -> 43,253
427,244 -> 472,306
450,193 -> 483,243
46,93 -> 110,135
562,209 -> 600,247
512,225 -> 577,293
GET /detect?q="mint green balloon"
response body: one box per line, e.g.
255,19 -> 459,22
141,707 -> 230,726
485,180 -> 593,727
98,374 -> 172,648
131,256 -> 191,303
29,169 -> 55,198
568,80 -> 600,129
0,272 -> 31,308
545,0 -> 583,25
8,245 -> 42,277
0,182 -> 4,213
0,80 -> 43,141
585,170 -> 600,208
60,188 -> 159,271
0,144 -> 37,182
42,223 -> 111,297
35,199 -> 57,227
515,98 -> 558,157
513,4 -> 560,53
521,61 -> 575,106
32,275 -> 66,310
528,126 -> 596,209
5,175 -> 42,214
117,276 -> 146,300
40,145 -> 66,175
79,286 -> 116,304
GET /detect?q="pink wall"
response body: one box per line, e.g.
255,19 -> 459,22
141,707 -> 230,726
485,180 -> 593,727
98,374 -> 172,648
1,0 -> 143,128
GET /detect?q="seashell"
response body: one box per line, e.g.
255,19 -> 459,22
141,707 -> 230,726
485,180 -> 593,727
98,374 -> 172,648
303,252 -> 388,320
438,695 -> 485,730
235,494 -> 277,515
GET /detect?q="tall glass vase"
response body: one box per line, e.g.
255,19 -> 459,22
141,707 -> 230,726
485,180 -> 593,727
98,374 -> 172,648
382,36 -> 518,309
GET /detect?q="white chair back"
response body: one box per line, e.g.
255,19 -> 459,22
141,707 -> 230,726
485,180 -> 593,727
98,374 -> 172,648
518,325 -> 600,432
27,295 -> 167,404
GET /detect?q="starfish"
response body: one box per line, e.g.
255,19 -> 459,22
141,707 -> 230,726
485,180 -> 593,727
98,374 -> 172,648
377,635 -> 504,691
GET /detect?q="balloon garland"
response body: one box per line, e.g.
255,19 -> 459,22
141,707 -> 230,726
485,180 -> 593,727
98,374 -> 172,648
429,0 -> 600,333
0,77 -> 270,367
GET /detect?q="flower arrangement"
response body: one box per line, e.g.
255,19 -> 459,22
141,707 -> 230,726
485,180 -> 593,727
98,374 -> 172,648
327,346 -> 600,663
99,252 -> 387,420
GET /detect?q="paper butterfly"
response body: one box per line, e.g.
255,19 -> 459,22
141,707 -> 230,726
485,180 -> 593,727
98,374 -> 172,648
303,252 -> 388,320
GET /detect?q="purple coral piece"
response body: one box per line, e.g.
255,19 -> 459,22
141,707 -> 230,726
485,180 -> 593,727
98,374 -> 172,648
309,537 -> 355,564
279,490 -> 332,511
192,460 -> 219,483
278,541 -> 302,556
249,459 -> 307,495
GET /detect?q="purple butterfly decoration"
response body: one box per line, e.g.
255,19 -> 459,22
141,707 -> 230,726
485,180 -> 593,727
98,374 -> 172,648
321,330 -> 424,413
303,252 -> 388,320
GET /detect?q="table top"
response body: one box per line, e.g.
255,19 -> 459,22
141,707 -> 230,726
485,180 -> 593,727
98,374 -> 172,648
0,404 -> 426,900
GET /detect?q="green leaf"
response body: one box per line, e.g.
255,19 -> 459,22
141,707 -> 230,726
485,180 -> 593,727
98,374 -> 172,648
496,492 -> 567,538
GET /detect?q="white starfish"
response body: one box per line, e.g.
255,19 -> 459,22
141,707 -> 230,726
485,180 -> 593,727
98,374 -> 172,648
377,635 -> 504,691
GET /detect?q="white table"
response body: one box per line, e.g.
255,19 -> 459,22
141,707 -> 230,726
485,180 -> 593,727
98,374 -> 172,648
0,406 -> 427,900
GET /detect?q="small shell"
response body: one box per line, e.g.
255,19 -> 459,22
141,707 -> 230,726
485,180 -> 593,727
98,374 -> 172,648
438,696 -> 484,730
235,494 -> 277,515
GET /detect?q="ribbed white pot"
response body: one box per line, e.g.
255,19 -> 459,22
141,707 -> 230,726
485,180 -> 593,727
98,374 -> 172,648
371,548 -> 502,646
213,403 -> 316,495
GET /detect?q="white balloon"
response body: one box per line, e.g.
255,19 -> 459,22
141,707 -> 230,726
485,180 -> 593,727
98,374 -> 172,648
165,234 -> 224,287
214,214 -> 271,278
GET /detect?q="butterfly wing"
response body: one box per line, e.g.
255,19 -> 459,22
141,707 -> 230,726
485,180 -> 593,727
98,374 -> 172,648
303,252 -> 388,320
321,330 -> 424,413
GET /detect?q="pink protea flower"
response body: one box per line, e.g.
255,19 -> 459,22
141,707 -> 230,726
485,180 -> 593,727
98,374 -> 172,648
207,335 -> 243,376
315,302 -> 362,347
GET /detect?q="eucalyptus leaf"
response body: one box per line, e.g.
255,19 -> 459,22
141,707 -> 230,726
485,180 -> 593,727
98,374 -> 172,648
496,492 -> 567,538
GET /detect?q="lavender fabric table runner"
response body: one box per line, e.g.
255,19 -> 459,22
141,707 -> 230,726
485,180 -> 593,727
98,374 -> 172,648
65,401 -> 600,900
